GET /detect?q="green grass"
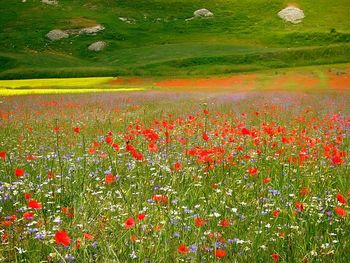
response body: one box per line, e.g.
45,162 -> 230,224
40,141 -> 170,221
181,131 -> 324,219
0,0 -> 349,79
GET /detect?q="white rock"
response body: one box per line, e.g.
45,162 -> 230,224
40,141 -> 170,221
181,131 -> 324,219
79,24 -> 105,35
46,29 -> 69,41
194,8 -> 214,17
119,17 -> 136,24
278,6 -> 305,24
88,41 -> 107,52
42,0 -> 58,5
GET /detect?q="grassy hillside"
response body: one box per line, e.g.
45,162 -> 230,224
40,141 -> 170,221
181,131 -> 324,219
0,0 -> 350,79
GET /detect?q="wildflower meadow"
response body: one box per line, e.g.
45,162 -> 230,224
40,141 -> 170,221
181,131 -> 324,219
0,90 -> 349,262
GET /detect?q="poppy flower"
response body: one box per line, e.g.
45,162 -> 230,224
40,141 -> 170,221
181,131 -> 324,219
178,244 -> 189,254
174,162 -> 182,171
152,195 -> 168,204
130,235 -> 139,242
263,177 -> 271,183
334,207 -> 346,218
1,221 -> 12,227
2,232 -> 8,242
74,127 -> 80,134
15,168 -> 25,177
271,253 -> 280,262
215,249 -> 226,258
23,212 -> 34,220
295,202 -> 304,212
105,136 -> 113,145
336,193 -> 347,204
24,193 -> 32,200
148,142 -> 158,152
53,126 -> 60,132
331,156 -> 343,165
202,132 -> 209,141
112,143 -> 120,152
299,187 -> 310,196
241,127 -> 250,135
273,210 -> 280,217
105,174 -> 116,184
194,217 -> 206,227
76,239 -> 81,249
28,199 -> 42,210
124,217 -> 136,229
248,167 -> 258,176
137,213 -> 145,220
0,151 -> 6,160
48,171 -> 55,179
219,218 -> 231,227
55,230 -> 71,246
83,233 -> 94,241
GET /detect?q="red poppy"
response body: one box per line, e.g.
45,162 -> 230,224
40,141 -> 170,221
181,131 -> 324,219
152,194 -> 168,204
271,253 -> 280,262
24,193 -> 32,200
2,232 -> 8,242
76,239 -> 81,249
83,233 -> 94,241
124,217 -> 136,229
295,202 -> 304,212
148,142 -> 158,152
23,212 -> 34,220
177,244 -> 189,254
55,230 -> 71,246
15,168 -> 25,177
334,207 -> 346,218
105,136 -> 113,145
248,167 -> 258,176
0,151 -> 6,160
241,127 -> 250,135
336,193 -> 347,204
48,171 -> 55,179
263,177 -> 271,183
105,174 -> 116,184
219,218 -> 230,227
28,199 -> 42,210
215,249 -> 226,258
130,235 -> 138,242
1,221 -> 12,227
53,126 -> 60,132
202,132 -> 209,141
112,143 -> 120,152
137,213 -> 145,220
331,155 -> 343,165
194,217 -> 206,227
174,162 -> 182,171
299,187 -> 310,196
273,210 -> 280,217
74,127 -> 80,134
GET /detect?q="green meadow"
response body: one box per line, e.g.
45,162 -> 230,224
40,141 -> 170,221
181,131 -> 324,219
1,0 -> 350,79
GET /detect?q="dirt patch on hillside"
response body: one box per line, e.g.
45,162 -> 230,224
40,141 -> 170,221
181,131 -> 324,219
67,17 -> 98,28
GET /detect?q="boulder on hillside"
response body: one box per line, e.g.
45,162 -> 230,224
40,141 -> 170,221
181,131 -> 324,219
79,24 -> 105,35
42,0 -> 58,5
88,41 -> 107,52
278,6 -> 305,24
194,8 -> 214,17
46,29 -> 68,41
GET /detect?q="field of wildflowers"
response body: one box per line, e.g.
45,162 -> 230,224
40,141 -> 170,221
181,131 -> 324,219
0,90 -> 349,262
